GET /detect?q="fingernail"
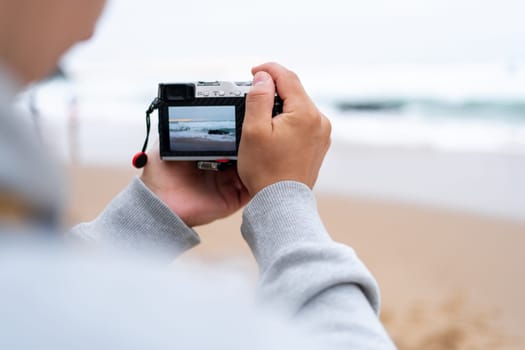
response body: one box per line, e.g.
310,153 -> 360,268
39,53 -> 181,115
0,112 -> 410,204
252,71 -> 270,86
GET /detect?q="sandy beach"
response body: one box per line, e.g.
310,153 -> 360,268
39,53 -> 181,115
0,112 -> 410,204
67,157 -> 525,349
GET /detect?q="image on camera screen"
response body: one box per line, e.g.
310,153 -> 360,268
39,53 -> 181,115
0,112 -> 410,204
168,106 -> 236,152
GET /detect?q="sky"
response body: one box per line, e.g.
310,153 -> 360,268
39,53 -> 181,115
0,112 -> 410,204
169,106 -> 235,122
57,0 -> 525,108
65,0 -> 525,68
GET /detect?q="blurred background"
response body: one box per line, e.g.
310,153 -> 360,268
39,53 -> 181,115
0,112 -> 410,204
15,0 -> 525,348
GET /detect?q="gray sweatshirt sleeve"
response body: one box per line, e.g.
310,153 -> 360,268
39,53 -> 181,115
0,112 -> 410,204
241,181 -> 396,349
71,177 -> 200,260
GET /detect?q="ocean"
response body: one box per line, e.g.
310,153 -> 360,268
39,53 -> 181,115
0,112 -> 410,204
169,120 -> 236,142
14,62 -> 525,220
323,97 -> 525,155
169,120 -> 236,152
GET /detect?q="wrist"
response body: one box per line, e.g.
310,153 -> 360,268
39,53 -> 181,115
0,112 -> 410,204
241,181 -> 331,267
76,176 -> 200,259
139,174 -> 192,226
244,176 -> 312,198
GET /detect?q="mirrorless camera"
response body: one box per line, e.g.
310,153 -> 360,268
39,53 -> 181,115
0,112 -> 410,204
157,81 -> 282,161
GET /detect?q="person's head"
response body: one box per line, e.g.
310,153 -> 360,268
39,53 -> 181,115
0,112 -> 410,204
0,0 -> 106,85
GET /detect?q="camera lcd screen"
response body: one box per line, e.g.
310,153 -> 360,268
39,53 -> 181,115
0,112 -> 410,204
168,106 -> 237,152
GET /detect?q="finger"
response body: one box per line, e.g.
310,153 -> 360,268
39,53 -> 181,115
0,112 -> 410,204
215,165 -> 239,188
252,62 -> 308,103
243,71 -> 275,135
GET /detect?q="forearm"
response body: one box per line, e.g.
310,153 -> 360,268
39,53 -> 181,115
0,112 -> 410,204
71,177 -> 200,261
241,181 -> 395,348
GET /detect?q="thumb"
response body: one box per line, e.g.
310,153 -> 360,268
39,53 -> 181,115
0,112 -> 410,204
243,71 -> 275,134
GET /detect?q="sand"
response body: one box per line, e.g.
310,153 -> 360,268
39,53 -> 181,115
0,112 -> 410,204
68,165 -> 525,349
170,136 -> 236,152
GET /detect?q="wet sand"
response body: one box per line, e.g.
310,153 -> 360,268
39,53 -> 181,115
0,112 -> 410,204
170,136 -> 236,152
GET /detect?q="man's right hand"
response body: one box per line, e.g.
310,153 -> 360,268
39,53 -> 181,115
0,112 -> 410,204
237,62 -> 331,197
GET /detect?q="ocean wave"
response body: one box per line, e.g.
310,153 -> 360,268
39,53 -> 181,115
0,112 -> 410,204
169,130 -> 236,142
169,120 -> 235,138
335,98 -> 525,123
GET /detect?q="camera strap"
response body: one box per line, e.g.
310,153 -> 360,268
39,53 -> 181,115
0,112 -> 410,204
132,96 -> 235,171
132,97 -> 163,168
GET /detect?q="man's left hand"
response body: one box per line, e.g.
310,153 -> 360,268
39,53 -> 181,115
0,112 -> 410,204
141,149 -> 249,227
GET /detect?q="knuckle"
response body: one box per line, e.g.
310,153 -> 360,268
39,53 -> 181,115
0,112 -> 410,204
323,115 -> 332,138
241,123 -> 265,142
241,123 -> 257,138
246,88 -> 270,102
246,89 -> 274,107
287,69 -> 300,83
303,108 -> 323,129
322,116 -> 332,151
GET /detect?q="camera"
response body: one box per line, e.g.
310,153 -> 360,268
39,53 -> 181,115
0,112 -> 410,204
157,81 -> 282,161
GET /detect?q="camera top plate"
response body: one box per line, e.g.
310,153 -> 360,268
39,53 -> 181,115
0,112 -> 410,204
194,81 -> 252,98
158,81 -> 253,102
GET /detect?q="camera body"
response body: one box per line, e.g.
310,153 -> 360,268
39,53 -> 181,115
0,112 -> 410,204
157,81 -> 282,161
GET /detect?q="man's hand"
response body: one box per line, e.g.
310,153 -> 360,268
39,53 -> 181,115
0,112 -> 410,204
238,62 -> 331,197
141,150 -> 250,227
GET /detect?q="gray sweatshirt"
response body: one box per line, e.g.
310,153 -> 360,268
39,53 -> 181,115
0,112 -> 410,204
1,64 -> 396,349
72,177 -> 396,349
